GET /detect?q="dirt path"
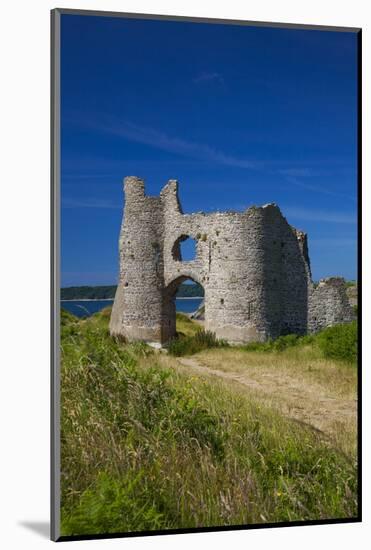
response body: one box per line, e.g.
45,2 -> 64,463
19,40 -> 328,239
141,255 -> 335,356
177,356 -> 357,447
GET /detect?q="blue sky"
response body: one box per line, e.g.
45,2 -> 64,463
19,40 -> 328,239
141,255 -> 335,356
61,14 -> 358,287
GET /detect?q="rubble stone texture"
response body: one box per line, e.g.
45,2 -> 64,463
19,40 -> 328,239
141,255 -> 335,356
110,177 -> 355,344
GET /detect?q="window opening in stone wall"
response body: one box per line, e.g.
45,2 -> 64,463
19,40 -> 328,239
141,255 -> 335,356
172,235 -> 197,262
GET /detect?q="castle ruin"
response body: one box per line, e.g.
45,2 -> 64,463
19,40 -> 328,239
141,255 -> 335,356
110,177 -> 354,345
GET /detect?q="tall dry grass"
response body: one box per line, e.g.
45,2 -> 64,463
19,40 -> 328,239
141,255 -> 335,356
60,308 -> 358,536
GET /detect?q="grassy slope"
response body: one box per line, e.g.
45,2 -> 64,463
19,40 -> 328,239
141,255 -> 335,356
175,312 -> 201,337
60,309 -> 358,536
180,346 -> 357,458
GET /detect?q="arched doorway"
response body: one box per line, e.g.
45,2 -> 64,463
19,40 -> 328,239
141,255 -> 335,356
162,275 -> 205,343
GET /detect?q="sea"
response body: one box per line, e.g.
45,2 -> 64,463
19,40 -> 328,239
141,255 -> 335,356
61,298 -> 203,318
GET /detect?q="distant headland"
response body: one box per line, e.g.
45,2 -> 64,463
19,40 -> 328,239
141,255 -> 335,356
61,282 -> 204,301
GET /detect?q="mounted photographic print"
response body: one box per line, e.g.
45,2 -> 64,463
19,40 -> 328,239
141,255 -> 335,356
51,8 -> 361,541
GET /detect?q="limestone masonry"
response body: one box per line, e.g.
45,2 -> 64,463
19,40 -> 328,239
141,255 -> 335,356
110,177 -> 355,345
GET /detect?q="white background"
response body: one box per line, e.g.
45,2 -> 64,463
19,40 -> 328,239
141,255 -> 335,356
0,0 -> 369,548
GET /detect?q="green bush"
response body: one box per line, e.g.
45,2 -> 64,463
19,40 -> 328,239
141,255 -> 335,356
167,329 -> 227,356
316,322 -> 357,363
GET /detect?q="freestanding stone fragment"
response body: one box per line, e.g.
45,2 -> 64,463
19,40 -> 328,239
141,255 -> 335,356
109,177 -> 355,345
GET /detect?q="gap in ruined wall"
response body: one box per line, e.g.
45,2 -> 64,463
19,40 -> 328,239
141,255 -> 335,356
172,235 -> 197,262
163,276 -> 205,342
176,278 -> 205,334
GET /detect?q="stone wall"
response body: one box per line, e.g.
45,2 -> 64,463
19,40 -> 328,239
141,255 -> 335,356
110,177 -> 165,342
346,284 -> 358,308
308,278 -> 355,333
110,177 -> 355,345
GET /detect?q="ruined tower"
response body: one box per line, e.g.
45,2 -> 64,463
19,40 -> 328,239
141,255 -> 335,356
110,177 -> 354,345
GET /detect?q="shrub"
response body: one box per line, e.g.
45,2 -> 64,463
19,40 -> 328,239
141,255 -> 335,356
194,329 -> 219,347
167,329 -> 227,356
316,321 -> 357,363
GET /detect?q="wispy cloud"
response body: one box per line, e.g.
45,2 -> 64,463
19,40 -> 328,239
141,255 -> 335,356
282,206 -> 356,225
97,120 -> 257,169
193,72 -> 225,86
283,175 -> 356,201
62,198 -> 120,209
68,114 -> 356,204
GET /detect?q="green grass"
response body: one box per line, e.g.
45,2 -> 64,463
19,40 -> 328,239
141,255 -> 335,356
242,333 -> 310,353
241,323 -> 357,365
60,309 -> 358,536
172,315 -> 357,366
174,312 -> 200,337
